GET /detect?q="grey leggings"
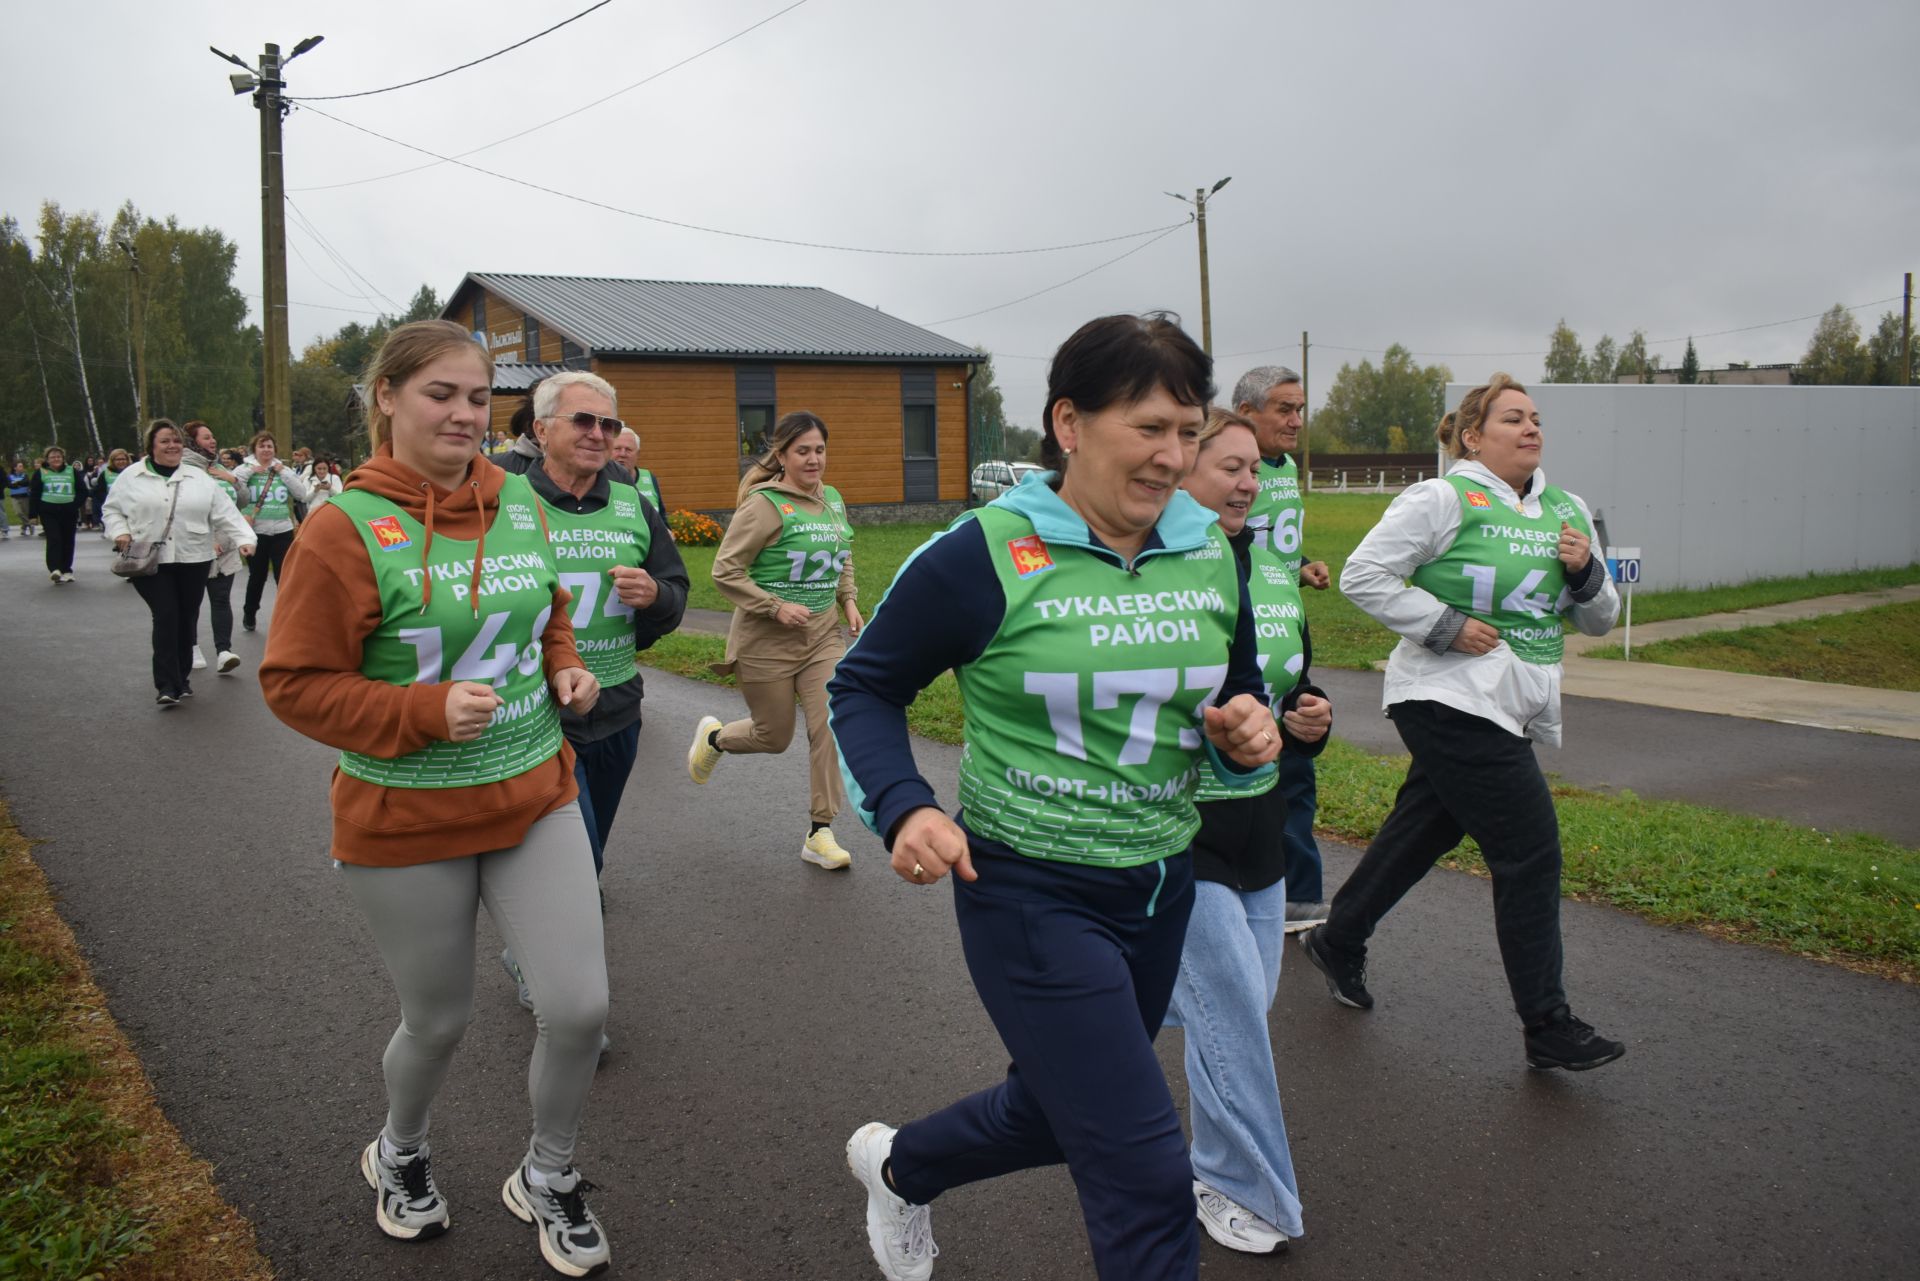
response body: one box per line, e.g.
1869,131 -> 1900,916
340,804 -> 607,1173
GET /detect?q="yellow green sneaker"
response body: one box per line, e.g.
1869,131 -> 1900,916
802,827 -> 852,870
687,715 -> 723,784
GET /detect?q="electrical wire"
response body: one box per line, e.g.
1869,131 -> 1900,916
926,223 -> 1189,327
283,1 -> 614,102
294,102 -> 1190,257
291,0 -> 813,193
283,198 -> 405,311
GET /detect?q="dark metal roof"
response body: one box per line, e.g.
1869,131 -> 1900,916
451,273 -> 984,363
490,362 -> 570,392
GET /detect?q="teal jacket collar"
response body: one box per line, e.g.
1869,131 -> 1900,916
988,470 -> 1220,562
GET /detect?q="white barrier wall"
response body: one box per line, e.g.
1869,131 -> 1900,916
1440,383 -> 1920,590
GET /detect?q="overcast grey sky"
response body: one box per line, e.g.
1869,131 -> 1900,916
6,0 -> 1916,427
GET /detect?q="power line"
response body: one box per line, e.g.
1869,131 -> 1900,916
294,102 -> 1190,258
283,1 -> 614,102
283,198 -> 405,311
926,223 -> 1189,327
291,0 -> 814,193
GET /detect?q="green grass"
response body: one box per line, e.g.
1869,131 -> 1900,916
1588,599 -> 1920,691
1313,740 -> 1920,973
1,814 -> 153,1280
1613,563 -> 1920,625
642,639 -> 1920,975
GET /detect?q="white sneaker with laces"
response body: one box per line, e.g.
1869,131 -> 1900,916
217,650 -> 241,674
1194,1181 -> 1288,1254
847,1122 -> 936,1280
502,1163 -> 611,1277
687,715 -> 723,784
192,646 -> 208,670
360,1137 -> 450,1241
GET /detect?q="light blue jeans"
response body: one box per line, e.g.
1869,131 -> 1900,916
1165,878 -> 1304,1238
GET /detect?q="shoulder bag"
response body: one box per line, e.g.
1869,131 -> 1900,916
111,478 -> 182,578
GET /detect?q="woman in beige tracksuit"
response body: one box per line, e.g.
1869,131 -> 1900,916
687,411 -> 862,870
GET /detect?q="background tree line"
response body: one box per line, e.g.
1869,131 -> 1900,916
1538,305 -> 1916,387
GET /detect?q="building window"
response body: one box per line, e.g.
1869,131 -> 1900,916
903,405 -> 936,458
524,316 -> 541,362
560,337 -> 587,368
472,295 -> 486,336
901,366 -> 938,502
736,365 -> 777,471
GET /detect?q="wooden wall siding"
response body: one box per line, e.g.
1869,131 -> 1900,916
593,360 -> 740,510
774,363 -> 970,507
455,284 -> 556,364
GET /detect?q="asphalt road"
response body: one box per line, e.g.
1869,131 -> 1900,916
5,534 -> 1917,1280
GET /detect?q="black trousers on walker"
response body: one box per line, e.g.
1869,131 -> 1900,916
1319,699 -> 1568,1024
242,528 -> 295,625
204,571 -> 235,653
41,505 -> 78,574
132,561 -> 213,697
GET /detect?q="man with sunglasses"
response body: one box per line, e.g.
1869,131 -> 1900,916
500,372 -> 690,1022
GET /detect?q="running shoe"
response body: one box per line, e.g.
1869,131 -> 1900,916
155,693 -> 179,708
1282,901 -> 1329,934
501,1163 -> 611,1277
242,614 -> 257,632
1300,925 -> 1373,1010
846,1122 -> 936,1281
360,1136 -> 450,1241
49,570 -> 60,583
1524,1007 -> 1626,1072
59,572 -> 74,582
687,715 -> 723,784
217,650 -> 241,674
1194,1181 -> 1289,1254
192,646 -> 208,670
803,827 -> 852,870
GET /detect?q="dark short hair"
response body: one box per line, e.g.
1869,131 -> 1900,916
511,392 -> 538,439
144,418 -> 182,456
1041,313 -> 1214,473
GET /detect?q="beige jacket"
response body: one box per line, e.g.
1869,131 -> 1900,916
712,479 -> 856,680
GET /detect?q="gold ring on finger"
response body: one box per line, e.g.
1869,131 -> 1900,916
912,863 -> 925,880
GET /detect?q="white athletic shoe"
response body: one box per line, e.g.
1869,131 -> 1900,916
60,572 -> 74,582
847,1122 -> 936,1281
802,827 -> 852,870
217,650 -> 241,674
687,715 -> 723,784
192,646 -> 208,670
360,1137 -> 450,1241
1194,1181 -> 1288,1254
502,1163 -> 611,1277
49,570 -> 60,583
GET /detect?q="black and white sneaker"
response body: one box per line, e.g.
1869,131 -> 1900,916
1300,924 -> 1374,1009
1524,1007 -> 1626,1071
360,1137 -> 450,1240
502,1163 -> 611,1277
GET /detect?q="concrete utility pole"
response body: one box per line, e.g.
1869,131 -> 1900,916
212,35 -> 320,455
1903,272 -> 1912,387
1167,178 -> 1231,353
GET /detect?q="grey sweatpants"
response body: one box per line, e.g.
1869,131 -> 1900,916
340,803 -> 607,1173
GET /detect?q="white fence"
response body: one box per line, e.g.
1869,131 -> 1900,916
1440,383 -> 1920,590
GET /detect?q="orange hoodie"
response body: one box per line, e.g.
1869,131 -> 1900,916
260,446 -> 582,866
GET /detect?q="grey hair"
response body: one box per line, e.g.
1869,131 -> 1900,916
532,370 -> 618,420
616,426 -> 640,447
1230,365 -> 1301,413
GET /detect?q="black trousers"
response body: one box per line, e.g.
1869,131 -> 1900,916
132,561 -> 212,697
1320,699 -> 1568,1024
205,571 -> 236,652
41,505 -> 78,574
242,528 -> 295,623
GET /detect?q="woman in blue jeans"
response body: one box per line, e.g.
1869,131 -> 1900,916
1167,408 -> 1332,1254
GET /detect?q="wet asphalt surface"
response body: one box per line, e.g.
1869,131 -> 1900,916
4,535 -> 1917,1280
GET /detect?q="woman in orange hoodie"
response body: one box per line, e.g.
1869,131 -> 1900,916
261,320 -> 615,1278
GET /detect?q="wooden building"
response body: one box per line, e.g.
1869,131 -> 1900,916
441,273 -> 985,516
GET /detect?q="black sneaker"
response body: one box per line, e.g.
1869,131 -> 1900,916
242,614 -> 257,631
1524,1007 -> 1625,1071
1300,925 -> 1373,1010
156,693 -> 179,708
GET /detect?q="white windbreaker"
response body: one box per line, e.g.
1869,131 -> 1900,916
1339,460 -> 1619,747
102,459 -> 255,566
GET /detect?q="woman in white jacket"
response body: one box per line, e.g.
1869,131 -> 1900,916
104,420 -> 255,707
1300,373 -> 1627,1072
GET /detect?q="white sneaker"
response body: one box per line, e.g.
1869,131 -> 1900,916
360,1137 -> 450,1241
501,1163 -> 611,1277
1194,1181 -> 1288,1254
846,1122 -> 936,1280
687,715 -> 723,784
60,571 -> 74,582
217,650 -> 241,674
192,646 -> 208,670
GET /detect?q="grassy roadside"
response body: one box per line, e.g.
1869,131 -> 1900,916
0,804 -> 273,1281
642,637 -> 1920,979
1586,599 -> 1920,691
1609,563 -> 1920,625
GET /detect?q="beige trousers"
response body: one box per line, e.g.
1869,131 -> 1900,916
715,645 -> 846,825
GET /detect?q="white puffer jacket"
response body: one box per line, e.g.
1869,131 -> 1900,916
102,460 -> 255,566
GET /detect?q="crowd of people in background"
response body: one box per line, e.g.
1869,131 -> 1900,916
4,308 -> 1626,1280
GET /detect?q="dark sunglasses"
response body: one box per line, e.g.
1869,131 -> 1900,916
549,411 -> 625,436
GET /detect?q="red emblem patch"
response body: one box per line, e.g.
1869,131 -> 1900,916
780,503 -> 796,514
367,515 -> 412,550
1465,490 -> 1492,508
1008,535 -> 1055,578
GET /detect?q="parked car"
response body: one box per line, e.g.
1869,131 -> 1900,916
971,460 -> 1043,503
